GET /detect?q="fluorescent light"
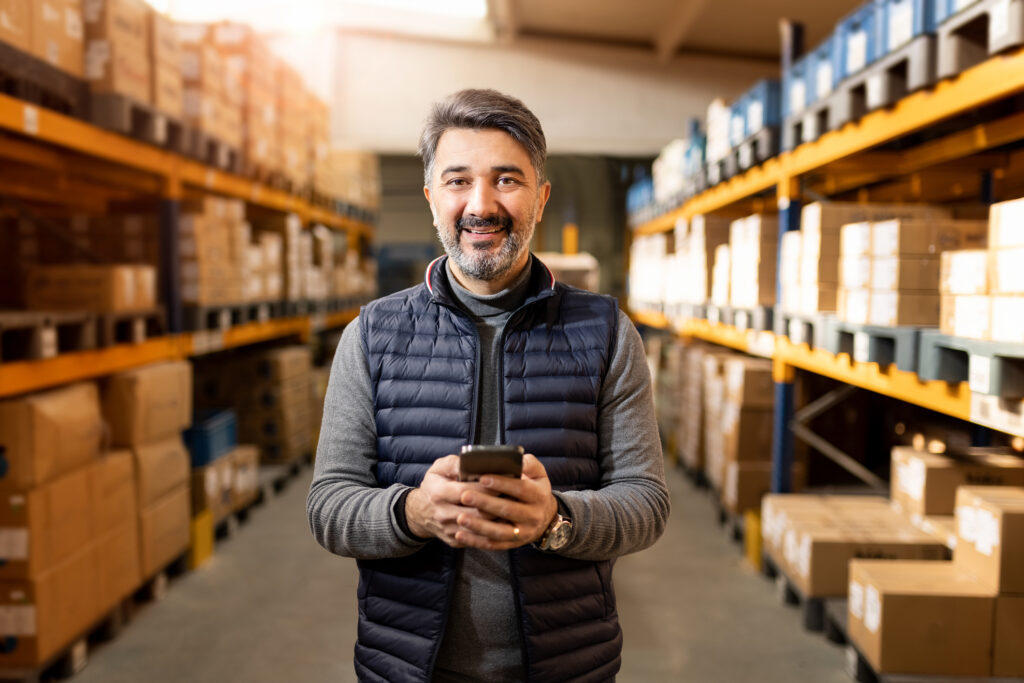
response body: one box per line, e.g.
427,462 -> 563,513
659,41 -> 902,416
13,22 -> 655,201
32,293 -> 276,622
346,0 -> 488,19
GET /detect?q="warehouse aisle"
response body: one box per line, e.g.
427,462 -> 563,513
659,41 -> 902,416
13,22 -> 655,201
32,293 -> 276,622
75,463 -> 846,683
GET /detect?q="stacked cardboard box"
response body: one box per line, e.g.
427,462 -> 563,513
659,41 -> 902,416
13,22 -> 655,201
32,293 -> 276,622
667,215 -> 730,308
83,0 -> 151,104
0,383 -> 142,668
710,243 -> 730,307
238,346 -> 312,464
702,351 -> 732,490
0,0 -> 29,51
211,22 -> 278,172
961,196 -> 1024,343
190,443 -> 259,523
180,197 -> 252,306
308,96 -> 330,184
275,62 -> 311,187
626,233 -> 667,313
84,214 -> 161,266
778,229 -> 802,313
798,203 -> 954,315
728,214 -> 778,309
147,10 -> 183,118
23,264 -> 156,312
177,23 -> 230,143
761,494 -> 947,599
837,217 -> 987,326
103,361 -> 192,580
678,344 -> 710,473
847,486 -> 1024,677
254,213 -> 307,302
29,0 -> 84,77
653,338 -> 687,456
939,249 -> 989,339
313,150 -> 381,210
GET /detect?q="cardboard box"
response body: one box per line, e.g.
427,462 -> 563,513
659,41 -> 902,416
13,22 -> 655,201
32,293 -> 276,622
190,455 -> 233,522
250,346 -> 311,384
839,255 -> 871,289
152,59 -> 183,117
940,294 -> 990,340
891,447 -> 1024,518
868,291 -> 940,327
147,10 -> 179,67
954,486 -> 1024,593
23,264 -> 156,312
0,0 -> 30,50
0,382 -> 102,491
229,445 -> 260,510
178,26 -> 224,95
138,484 -> 189,578
838,287 -> 870,325
722,404 -> 773,464
91,450 -> 137,532
132,436 -> 189,507
84,36 -> 150,102
94,516 -> 140,614
840,222 -> 872,258
0,542 -> 100,668
723,357 -> 773,408
940,249 -> 988,295
30,0 -> 84,77
994,595 -> 1024,677
847,560 -> 995,676
722,461 -> 805,515
81,0 -> 148,46
870,257 -> 940,291
257,429 -> 309,465
799,283 -> 837,314
989,197 -> 1024,249
103,361 -> 193,448
0,464 -> 93,580
990,296 -> 1024,344
870,219 -> 987,257
990,247 -> 1024,295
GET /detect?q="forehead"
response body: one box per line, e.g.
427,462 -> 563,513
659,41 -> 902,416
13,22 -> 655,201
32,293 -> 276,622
434,128 -> 534,176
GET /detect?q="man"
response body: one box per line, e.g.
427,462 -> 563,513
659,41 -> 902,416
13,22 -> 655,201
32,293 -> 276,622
307,88 -> 669,683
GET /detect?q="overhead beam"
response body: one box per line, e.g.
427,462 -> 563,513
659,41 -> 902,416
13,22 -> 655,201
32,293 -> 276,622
655,0 -> 710,63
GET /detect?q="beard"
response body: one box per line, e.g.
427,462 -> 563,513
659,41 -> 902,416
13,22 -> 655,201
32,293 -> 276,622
436,210 -> 536,282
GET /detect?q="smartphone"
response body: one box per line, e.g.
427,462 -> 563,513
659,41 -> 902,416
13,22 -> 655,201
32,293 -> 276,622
458,444 -> 524,482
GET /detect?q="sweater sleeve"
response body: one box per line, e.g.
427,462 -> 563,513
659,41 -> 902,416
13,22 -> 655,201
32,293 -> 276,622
552,309 -> 670,560
305,316 -> 428,559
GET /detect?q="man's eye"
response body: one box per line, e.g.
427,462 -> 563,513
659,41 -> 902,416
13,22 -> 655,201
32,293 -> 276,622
447,178 -> 468,186
498,177 -> 519,186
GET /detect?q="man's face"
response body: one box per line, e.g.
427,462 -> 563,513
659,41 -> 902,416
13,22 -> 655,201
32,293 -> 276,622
424,128 -> 551,291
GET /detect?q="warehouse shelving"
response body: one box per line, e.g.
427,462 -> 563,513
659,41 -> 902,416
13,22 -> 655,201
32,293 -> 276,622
0,91 -> 371,399
630,46 -> 1024,492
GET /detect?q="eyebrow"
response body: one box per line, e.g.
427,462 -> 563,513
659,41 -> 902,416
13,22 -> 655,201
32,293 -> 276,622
440,164 -> 527,176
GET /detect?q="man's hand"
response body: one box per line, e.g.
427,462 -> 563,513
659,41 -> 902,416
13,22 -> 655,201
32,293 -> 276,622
453,453 -> 558,551
405,455 -> 491,546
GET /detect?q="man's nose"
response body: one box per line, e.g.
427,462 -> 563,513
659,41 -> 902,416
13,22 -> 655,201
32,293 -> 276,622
465,181 -> 499,216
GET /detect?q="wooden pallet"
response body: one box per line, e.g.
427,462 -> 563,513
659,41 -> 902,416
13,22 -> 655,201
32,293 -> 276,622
181,127 -> 241,174
0,42 -> 89,118
761,553 -> 831,632
96,307 -> 166,347
0,311 -> 97,362
182,301 -> 284,332
89,93 -> 185,153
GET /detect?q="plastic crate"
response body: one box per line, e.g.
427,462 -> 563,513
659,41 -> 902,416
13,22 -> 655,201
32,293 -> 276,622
935,0 -> 982,24
626,177 -> 654,216
729,93 -> 748,147
809,37 -> 840,102
879,0 -> 938,52
184,410 -> 238,468
744,79 -> 781,135
783,52 -> 813,119
835,0 -> 883,79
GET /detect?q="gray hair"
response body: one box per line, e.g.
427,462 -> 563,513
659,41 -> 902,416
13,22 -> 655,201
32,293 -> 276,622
418,89 -> 547,186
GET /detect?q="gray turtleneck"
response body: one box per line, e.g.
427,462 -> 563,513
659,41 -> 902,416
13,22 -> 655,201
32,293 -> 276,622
307,257 -> 669,681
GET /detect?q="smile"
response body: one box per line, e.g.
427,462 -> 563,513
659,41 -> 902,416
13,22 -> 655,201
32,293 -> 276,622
463,227 -> 505,235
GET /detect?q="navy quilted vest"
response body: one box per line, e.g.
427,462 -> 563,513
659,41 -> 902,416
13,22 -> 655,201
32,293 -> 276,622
355,256 -> 622,683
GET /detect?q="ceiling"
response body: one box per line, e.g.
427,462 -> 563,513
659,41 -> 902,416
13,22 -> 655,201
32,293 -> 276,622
490,0 -> 866,62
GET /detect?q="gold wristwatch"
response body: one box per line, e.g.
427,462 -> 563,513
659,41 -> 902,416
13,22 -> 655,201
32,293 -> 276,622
534,511 -> 572,551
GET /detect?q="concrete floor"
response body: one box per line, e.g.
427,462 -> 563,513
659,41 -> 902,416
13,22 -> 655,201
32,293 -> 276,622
75,463 -> 848,682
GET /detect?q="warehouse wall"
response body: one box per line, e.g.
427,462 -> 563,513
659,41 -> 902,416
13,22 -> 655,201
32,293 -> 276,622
332,32 -> 776,156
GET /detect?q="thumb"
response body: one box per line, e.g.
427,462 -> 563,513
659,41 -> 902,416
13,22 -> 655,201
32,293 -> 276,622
521,453 -> 548,480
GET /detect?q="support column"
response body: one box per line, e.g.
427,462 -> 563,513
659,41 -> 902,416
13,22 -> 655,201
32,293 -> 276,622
771,358 -> 796,493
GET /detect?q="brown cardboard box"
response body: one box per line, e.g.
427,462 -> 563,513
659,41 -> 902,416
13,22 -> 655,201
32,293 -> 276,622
0,543 -> 100,668
250,346 -> 311,383
870,256 -> 941,291
104,361 -> 192,448
94,516 -> 140,613
190,455 -> 232,522
147,10 -> 179,67
990,296 -> 1024,344
179,33 -> 224,96
940,294 -> 991,340
994,595 -> 1024,677
990,247 -> 1024,295
0,464 -> 92,579
989,197 -> 1024,249
867,291 -> 940,327
954,486 -> 1024,593
940,249 -> 988,295
723,357 -> 773,408
138,484 -> 189,578
81,0 -> 147,46
0,0 -> 30,50
847,560 -> 995,677
722,405 -> 773,463
870,219 -> 988,257
0,382 -> 102,491
84,36 -> 150,102
722,461 -> 805,515
23,264 -> 156,312
229,445 -> 260,511
151,60 -> 183,116
91,450 -> 136,532
258,429 -> 310,465
243,373 -> 309,412
30,0 -> 84,77
212,21 -> 275,92
132,436 -> 188,507
890,447 -> 1024,518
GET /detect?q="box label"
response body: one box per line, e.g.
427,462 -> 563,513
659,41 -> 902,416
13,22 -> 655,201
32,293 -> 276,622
991,0 -> 1010,40
747,101 -> 764,133
0,606 -> 36,636
847,30 -> 868,74
969,355 -> 992,395
816,61 -> 834,98
865,585 -> 881,634
849,580 -> 865,619
0,529 -> 29,561
790,79 -> 806,114
797,533 -> 812,578
889,0 -> 914,50
897,457 -> 926,502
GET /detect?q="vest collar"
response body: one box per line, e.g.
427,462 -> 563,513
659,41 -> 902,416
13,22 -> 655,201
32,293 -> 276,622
423,254 -> 556,308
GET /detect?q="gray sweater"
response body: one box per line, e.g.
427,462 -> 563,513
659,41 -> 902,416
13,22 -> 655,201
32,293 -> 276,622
307,259 -> 669,681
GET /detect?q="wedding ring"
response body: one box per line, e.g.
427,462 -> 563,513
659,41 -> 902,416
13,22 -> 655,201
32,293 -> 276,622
512,527 -> 521,539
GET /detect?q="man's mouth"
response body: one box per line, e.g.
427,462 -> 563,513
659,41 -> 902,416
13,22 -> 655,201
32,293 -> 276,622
457,216 -> 513,236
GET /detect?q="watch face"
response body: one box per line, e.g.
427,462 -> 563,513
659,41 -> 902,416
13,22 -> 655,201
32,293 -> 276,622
548,519 -> 572,550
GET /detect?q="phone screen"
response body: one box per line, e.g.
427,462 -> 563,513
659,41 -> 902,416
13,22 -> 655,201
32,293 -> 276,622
458,445 -> 524,482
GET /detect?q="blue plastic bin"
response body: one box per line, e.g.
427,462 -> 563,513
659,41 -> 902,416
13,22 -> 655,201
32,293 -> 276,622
783,52 -> 813,118
934,0 -> 979,24
878,0 -> 937,52
744,79 -> 781,134
809,37 -> 840,102
729,93 -> 748,147
835,0 -> 883,79
184,410 -> 238,468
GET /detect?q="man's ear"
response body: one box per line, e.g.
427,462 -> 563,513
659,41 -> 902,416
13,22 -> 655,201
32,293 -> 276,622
534,181 -> 552,224
424,186 -> 438,226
